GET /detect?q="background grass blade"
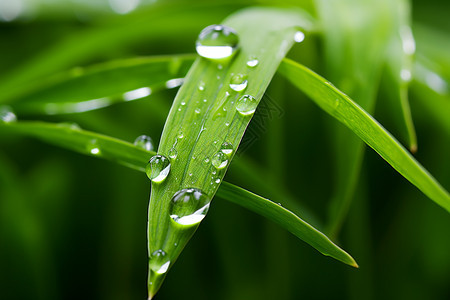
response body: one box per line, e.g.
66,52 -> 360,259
0,119 -> 357,264
6,55 -> 195,115
278,58 -> 450,212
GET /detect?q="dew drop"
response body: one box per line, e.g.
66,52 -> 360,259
181,101 -> 186,106
196,24 -> 239,60
195,108 -> 201,114
203,157 -> 210,164
198,81 -> 205,91
149,250 -> 171,274
146,155 -> 170,183
168,148 -> 178,159
220,142 -> 234,157
134,135 -> 154,151
246,57 -> 259,68
87,139 -> 101,155
170,188 -> 211,226
215,178 -> 221,184
0,106 -> 17,123
236,95 -> 257,116
178,131 -> 184,139
212,151 -> 228,169
229,74 -> 248,92
294,31 -> 305,43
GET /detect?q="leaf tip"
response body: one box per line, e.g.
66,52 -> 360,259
410,143 -> 418,154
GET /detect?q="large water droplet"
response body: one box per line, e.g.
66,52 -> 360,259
134,135 -> 154,151
229,74 -> 248,92
146,155 -> 170,183
0,106 -> 17,123
246,56 -> 259,68
220,142 -> 234,157
170,188 -> 210,226
212,151 -> 228,169
196,24 -> 239,60
86,139 -> 101,155
149,250 -> 171,274
236,95 -> 257,116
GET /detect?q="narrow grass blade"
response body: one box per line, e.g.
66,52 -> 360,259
147,7 -> 314,297
216,182 -> 358,267
0,119 -> 357,269
7,55 -> 195,115
278,58 -> 450,212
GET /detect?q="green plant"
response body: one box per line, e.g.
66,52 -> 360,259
1,0 -> 449,299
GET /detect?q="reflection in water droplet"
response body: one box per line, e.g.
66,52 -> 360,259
236,95 -> 257,116
149,250 -> 171,274
123,87 -> 151,101
246,57 -> 259,68
294,31 -> 305,43
170,188 -> 210,226
134,135 -> 154,151
229,74 -> 248,92
146,155 -> 170,183
0,106 -> 17,123
87,139 -> 101,155
220,142 -> 234,156
212,152 -> 228,169
196,24 -> 239,60
168,148 -> 178,159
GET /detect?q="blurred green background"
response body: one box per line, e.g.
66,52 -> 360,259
0,0 -> 449,299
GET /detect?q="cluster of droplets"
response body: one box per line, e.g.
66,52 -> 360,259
169,188 -> 211,226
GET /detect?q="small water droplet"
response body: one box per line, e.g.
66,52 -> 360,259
246,56 -> 259,68
195,108 -> 201,114
196,24 -> 239,60
178,131 -> 184,139
212,170 -> 217,175
146,155 -> 170,183
212,152 -> 228,169
170,188 -> 211,226
203,99 -> 207,103
181,101 -> 186,106
0,106 -> 17,123
58,122 -> 81,130
203,157 -> 210,164
86,139 -> 101,155
198,81 -> 205,91
294,31 -> 305,43
229,74 -> 248,92
236,95 -> 257,116
225,122 -> 230,126
149,250 -> 171,274
134,135 -> 154,151
218,64 -> 223,70
189,173 -> 193,177
220,142 -> 234,156
215,178 -> 221,184
168,148 -> 178,159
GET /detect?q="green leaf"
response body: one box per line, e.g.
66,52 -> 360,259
278,58 -> 450,213
147,7 -> 315,297
8,55 -> 195,115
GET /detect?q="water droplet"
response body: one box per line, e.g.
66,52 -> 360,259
294,31 -> 305,43
229,74 -> 248,92
401,69 -> 412,82
220,142 -> 234,156
149,250 -> 171,274
87,139 -> 101,155
168,148 -> 178,159
203,99 -> 207,103
225,122 -> 230,127
181,101 -> 186,106
58,122 -> 81,130
170,188 -> 211,226
198,81 -> 205,91
178,131 -> 184,139
196,24 -> 239,60
134,135 -> 154,151
212,152 -> 228,169
215,178 -> 221,184
212,170 -> 217,175
146,155 -> 170,183
203,157 -> 210,164
236,95 -> 257,116
246,57 -> 259,68
218,64 -> 223,70
0,106 -> 17,123
195,108 -> 201,114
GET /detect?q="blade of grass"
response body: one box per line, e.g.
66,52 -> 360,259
6,55 -> 195,115
0,120 -> 357,264
146,7 -> 315,297
278,58 -> 450,212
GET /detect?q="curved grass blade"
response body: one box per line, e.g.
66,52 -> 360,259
216,182 -> 358,267
278,58 -> 450,212
8,55 -> 195,115
147,7 -> 314,297
0,119 -> 357,263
